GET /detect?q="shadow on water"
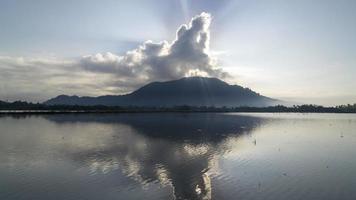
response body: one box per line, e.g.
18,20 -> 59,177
6,113 -> 266,200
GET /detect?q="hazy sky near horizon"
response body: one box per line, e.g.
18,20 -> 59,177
0,0 -> 356,105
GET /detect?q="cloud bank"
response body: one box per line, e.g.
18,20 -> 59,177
0,13 -> 227,102
80,12 -> 227,85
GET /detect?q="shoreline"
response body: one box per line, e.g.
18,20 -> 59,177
1,110 -> 356,114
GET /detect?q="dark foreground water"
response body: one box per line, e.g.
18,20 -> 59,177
1,113 -> 356,200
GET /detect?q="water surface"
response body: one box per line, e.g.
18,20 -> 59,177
1,113 -> 356,200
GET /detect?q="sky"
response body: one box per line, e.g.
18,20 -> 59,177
0,0 -> 356,105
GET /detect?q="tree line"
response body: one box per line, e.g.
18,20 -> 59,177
1,100 -> 356,113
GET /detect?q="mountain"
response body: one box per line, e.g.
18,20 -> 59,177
0,100 -> 7,105
45,77 -> 280,107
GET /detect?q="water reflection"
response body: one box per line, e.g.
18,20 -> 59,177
45,113 -> 264,200
2,113 -> 356,199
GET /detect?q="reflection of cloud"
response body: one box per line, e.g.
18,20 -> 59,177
44,113 -> 264,200
76,137 -> 215,199
0,114 -> 264,199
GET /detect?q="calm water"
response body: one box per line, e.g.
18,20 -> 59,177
1,113 -> 356,200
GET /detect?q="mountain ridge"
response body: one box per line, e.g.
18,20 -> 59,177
45,77 -> 280,107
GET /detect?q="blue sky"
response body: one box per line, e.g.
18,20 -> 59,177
0,0 -> 355,105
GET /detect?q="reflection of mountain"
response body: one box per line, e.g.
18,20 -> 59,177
45,77 -> 279,107
46,113 -> 263,142
46,113 -> 265,200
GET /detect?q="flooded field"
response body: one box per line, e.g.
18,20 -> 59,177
1,113 -> 356,200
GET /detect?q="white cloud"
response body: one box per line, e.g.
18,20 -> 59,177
80,12 -> 227,84
0,13 -> 228,102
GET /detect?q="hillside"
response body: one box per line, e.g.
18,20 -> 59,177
45,77 -> 279,107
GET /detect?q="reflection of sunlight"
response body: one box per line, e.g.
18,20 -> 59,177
206,155 -> 220,176
89,158 -> 119,174
122,157 -> 145,184
156,165 -> 171,186
195,173 -> 212,200
184,144 -> 209,156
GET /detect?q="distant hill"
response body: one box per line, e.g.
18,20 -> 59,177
45,77 -> 280,107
